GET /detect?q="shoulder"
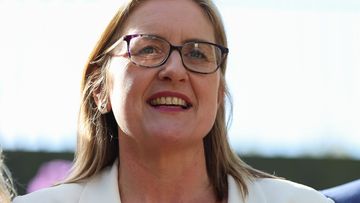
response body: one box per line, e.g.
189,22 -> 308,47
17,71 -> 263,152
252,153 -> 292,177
12,182 -> 85,203
12,162 -> 119,203
253,178 -> 334,202
322,179 -> 360,203
228,176 -> 334,203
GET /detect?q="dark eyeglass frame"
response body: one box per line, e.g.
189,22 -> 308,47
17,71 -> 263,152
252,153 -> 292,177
91,34 -> 229,74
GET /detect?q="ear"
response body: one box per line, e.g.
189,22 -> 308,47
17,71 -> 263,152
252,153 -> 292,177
92,88 -> 111,114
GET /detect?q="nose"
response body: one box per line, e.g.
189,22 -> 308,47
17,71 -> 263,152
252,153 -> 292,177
158,50 -> 188,82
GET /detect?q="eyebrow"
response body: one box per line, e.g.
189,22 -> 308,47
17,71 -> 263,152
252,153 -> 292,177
183,38 -> 214,44
140,33 -> 214,44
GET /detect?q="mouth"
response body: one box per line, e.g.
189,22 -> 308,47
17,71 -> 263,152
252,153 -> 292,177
147,96 -> 193,110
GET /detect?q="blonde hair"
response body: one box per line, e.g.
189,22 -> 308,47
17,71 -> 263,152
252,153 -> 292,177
0,150 -> 16,203
66,0 -> 274,201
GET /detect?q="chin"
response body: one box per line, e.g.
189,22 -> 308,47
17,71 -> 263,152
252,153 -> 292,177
146,128 -> 206,145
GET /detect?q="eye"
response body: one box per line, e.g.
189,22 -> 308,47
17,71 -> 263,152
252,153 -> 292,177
183,42 -> 213,61
138,46 -> 158,55
188,49 -> 207,59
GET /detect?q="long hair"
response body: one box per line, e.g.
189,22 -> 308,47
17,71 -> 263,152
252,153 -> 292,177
65,0 -> 275,201
0,150 -> 16,203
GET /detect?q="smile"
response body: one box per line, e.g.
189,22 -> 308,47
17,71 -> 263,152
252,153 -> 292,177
148,96 -> 192,109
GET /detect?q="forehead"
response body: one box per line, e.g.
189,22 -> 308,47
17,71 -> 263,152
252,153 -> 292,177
122,0 -> 215,43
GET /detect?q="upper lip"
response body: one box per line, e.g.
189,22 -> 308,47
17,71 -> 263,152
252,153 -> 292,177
146,91 -> 193,107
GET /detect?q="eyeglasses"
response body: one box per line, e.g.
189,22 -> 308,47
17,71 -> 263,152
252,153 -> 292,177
91,34 -> 229,74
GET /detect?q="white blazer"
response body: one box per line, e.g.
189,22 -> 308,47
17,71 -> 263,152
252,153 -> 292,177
13,160 -> 334,203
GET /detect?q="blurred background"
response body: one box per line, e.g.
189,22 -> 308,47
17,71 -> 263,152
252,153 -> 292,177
1,0 -> 359,195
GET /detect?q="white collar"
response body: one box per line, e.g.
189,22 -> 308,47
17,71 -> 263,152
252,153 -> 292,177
78,160 -> 263,203
79,160 -> 121,203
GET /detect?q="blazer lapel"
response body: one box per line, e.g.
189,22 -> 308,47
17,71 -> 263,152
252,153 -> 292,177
79,160 -> 121,203
228,175 -> 267,203
76,162 -> 267,203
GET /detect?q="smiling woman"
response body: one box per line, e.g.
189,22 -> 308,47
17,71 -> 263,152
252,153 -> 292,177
13,0 -> 334,203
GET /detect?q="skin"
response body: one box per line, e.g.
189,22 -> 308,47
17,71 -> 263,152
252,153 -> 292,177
97,0 -> 224,202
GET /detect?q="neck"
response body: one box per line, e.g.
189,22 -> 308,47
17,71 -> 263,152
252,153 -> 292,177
117,134 -> 220,203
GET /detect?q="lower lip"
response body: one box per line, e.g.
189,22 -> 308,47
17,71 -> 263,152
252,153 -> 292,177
150,105 -> 190,112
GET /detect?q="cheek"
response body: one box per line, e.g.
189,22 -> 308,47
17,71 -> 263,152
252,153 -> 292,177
109,76 -> 134,110
203,74 -> 221,107
205,86 -> 220,122
107,60 -> 151,134
107,61 -> 138,126
110,80 -> 137,135
108,60 -> 127,107
194,73 -> 221,125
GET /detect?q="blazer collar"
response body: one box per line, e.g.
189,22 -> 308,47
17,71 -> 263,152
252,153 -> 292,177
228,175 -> 266,203
77,160 -> 264,203
79,160 -> 121,203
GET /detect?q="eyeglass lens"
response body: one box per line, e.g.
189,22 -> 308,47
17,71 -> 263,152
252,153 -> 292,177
127,35 -> 223,73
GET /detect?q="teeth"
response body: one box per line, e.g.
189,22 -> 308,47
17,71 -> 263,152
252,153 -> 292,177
172,97 -> 178,104
150,97 -> 188,107
166,97 -> 171,104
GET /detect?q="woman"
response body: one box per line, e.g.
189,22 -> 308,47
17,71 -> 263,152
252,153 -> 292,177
13,0 -> 334,202
1,150 -> 16,203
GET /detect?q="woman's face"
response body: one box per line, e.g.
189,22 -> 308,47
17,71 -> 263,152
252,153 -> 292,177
107,0 -> 222,147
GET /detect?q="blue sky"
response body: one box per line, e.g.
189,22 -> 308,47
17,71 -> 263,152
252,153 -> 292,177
0,0 -> 359,159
